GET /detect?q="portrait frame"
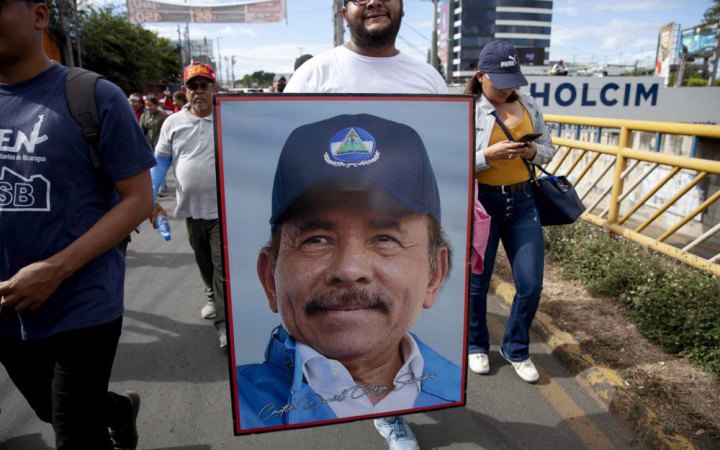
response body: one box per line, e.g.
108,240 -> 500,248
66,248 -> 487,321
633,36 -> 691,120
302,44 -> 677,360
214,94 -> 475,435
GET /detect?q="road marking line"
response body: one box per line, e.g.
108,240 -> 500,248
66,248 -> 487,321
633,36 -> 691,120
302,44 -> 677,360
486,302 -> 618,450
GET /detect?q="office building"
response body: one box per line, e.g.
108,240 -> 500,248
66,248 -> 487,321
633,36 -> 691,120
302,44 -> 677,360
439,0 -> 553,80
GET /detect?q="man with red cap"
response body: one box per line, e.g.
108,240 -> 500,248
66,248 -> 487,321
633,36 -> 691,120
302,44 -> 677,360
150,62 -> 227,348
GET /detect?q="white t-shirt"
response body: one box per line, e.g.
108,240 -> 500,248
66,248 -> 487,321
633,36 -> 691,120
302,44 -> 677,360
155,107 -> 218,220
297,334 -> 424,417
285,45 -> 448,94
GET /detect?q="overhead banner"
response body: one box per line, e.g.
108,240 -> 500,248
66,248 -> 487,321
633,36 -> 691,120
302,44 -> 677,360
214,94 -> 474,435
127,0 -> 286,24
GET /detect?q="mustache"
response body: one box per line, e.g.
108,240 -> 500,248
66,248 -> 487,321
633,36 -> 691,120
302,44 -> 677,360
304,289 -> 392,315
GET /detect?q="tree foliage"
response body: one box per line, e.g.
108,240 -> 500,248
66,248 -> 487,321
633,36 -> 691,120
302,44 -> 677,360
80,8 -> 179,93
240,71 -> 276,88
704,0 -> 720,26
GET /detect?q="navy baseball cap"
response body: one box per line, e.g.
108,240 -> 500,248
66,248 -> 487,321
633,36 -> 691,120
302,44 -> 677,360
271,114 -> 440,225
477,40 -> 528,90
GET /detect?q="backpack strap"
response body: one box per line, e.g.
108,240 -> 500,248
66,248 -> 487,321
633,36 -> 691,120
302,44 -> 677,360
65,68 -> 134,253
65,67 -> 103,169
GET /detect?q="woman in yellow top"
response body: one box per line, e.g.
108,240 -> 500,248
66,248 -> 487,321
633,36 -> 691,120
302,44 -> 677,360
464,41 -> 557,383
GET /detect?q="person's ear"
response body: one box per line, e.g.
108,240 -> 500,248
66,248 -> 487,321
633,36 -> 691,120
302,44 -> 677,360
257,248 -> 279,312
423,245 -> 449,309
34,3 -> 50,30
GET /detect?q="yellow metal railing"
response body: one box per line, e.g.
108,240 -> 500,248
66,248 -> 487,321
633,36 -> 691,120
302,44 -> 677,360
543,114 -> 720,276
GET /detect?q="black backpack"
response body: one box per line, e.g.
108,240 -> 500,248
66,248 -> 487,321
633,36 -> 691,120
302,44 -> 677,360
65,67 -> 133,252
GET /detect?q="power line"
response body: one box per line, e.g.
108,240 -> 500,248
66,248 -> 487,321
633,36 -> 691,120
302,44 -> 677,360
396,34 -> 427,57
403,21 -> 432,43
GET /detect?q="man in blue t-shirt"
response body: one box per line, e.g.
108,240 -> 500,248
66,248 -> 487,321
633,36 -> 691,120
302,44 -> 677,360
0,1 -> 155,448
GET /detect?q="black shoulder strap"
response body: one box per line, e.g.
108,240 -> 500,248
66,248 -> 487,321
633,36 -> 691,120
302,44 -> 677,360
490,110 -> 515,142
491,110 -> 539,179
65,67 -> 103,169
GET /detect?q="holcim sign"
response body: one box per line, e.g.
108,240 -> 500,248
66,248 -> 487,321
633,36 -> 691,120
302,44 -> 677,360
519,77 -> 720,124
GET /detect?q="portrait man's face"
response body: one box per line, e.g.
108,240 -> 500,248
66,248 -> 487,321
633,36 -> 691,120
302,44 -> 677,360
343,0 -> 403,48
257,189 -> 448,367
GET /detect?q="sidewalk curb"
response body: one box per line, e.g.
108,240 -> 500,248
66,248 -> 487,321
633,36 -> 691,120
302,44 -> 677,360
490,276 -> 695,450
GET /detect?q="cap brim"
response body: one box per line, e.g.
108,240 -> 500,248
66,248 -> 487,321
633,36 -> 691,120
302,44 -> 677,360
487,71 -> 528,90
184,74 -> 215,83
270,176 -> 434,225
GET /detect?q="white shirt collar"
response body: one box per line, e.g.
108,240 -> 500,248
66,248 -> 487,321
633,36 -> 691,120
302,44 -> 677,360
296,333 -> 425,417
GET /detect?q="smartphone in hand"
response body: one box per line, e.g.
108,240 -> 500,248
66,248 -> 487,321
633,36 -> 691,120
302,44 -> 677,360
518,132 -> 542,143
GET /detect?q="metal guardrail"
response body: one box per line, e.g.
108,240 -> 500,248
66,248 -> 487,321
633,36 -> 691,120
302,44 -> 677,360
543,114 -> 720,276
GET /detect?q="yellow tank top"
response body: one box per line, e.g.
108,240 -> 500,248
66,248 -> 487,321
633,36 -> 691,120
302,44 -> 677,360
476,105 -> 533,185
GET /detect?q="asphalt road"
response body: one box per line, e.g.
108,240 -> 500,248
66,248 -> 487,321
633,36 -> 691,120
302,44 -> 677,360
0,190 -> 638,450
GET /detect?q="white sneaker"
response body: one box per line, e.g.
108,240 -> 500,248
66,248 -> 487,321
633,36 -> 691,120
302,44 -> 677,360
501,349 -> 539,383
217,326 -> 227,348
468,353 -> 490,374
374,416 -> 420,450
201,301 -> 216,319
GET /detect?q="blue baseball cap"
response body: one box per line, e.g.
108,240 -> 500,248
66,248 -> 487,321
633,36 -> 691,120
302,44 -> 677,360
477,40 -> 528,90
271,114 -> 441,225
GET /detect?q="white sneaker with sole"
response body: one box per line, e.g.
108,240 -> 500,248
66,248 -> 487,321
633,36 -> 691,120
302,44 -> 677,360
374,416 -> 420,450
201,301 -> 216,319
217,326 -> 227,348
468,353 -> 490,374
501,348 -> 539,383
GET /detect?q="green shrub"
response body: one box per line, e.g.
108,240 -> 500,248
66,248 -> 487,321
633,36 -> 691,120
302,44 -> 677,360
544,223 -> 720,377
685,78 -> 711,87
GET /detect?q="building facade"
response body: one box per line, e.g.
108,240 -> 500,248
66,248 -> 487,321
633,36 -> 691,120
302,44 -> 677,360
439,0 -> 553,81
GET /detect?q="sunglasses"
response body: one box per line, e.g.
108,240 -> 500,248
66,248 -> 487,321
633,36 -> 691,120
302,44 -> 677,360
346,0 -> 390,5
185,81 -> 215,91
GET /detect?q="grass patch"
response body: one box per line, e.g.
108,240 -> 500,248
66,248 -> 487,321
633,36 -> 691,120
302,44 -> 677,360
544,223 -> 720,377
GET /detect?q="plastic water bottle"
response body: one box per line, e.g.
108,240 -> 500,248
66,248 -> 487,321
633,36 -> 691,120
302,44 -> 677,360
156,215 -> 171,241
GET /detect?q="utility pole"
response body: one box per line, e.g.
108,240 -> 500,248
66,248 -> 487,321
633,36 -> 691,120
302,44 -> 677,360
217,37 -> 223,88
333,0 -> 344,47
675,49 -> 687,87
430,0 -> 438,70
185,23 -> 192,62
709,28 -> 719,86
177,24 -> 186,77
230,56 -> 236,88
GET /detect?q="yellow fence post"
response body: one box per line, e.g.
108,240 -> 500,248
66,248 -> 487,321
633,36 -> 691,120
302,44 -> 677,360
543,115 -> 720,276
606,127 -> 630,226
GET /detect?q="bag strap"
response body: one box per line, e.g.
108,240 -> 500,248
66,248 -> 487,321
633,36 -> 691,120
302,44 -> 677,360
490,110 -> 539,181
65,68 -> 135,250
65,67 -> 103,169
490,110 -> 514,142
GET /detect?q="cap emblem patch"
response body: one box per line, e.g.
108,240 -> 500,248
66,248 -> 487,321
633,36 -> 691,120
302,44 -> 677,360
325,127 -> 380,167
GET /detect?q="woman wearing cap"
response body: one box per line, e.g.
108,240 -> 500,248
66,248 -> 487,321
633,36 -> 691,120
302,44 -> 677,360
464,40 -> 557,383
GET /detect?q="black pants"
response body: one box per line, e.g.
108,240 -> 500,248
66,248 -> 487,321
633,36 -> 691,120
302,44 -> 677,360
0,317 -> 132,449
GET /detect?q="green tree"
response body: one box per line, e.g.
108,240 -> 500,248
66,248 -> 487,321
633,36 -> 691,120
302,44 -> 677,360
80,8 -> 179,93
704,0 -> 719,26
240,71 -> 275,88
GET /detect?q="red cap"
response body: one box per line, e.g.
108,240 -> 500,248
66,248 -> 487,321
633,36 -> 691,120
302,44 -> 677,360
183,62 -> 216,83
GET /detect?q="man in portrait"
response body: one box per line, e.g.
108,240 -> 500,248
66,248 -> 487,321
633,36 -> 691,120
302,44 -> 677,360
235,114 -> 461,429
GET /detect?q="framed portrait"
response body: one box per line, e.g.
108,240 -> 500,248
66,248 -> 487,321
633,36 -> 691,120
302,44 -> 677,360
214,94 -> 475,435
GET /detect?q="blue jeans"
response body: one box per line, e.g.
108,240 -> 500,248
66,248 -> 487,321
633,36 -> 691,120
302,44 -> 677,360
468,185 -> 544,361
